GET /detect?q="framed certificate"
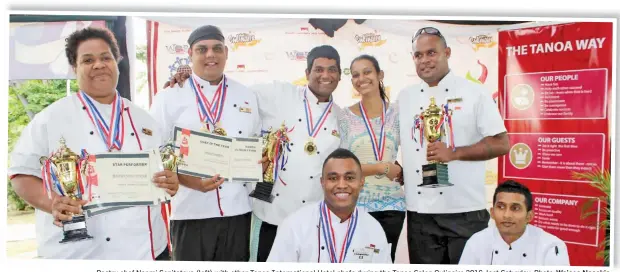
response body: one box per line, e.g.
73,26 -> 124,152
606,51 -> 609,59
173,126 -> 263,183
83,152 -> 167,211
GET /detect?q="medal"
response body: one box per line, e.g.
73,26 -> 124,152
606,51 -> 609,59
304,138 -> 317,155
78,90 -> 125,152
359,100 -> 387,162
302,87 -> 334,156
318,201 -> 358,263
190,74 -> 228,135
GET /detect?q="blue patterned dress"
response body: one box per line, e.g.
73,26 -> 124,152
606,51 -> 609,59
337,102 -> 406,213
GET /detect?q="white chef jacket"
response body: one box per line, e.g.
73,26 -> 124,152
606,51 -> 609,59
149,75 -> 261,220
397,71 -> 507,214
459,223 -> 570,266
8,94 -> 167,260
267,201 -> 392,263
250,81 -> 342,226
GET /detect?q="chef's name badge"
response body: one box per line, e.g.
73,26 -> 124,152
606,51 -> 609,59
446,97 -> 463,104
352,247 -> 375,263
239,107 -> 252,113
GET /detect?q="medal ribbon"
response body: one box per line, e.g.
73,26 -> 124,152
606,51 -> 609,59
443,103 -> 455,148
412,115 -> 424,147
319,201 -> 358,263
359,100 -> 387,161
189,75 -> 227,130
303,88 -> 334,139
77,91 -> 125,151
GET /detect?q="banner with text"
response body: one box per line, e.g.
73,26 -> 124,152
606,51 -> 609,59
498,22 -> 613,266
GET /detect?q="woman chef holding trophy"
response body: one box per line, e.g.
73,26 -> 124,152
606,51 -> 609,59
8,27 -> 179,260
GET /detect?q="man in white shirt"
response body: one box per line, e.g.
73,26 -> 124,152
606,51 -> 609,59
149,25 -> 261,261
267,148 -> 391,263
397,27 -> 510,264
459,180 -> 570,266
8,27 -> 178,260
164,45 -> 343,262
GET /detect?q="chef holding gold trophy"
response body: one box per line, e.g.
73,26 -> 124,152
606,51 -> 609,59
413,96 -> 455,188
8,26 -> 179,260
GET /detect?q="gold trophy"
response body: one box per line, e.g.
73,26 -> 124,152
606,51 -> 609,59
417,97 -> 454,188
250,123 -> 290,203
160,140 -> 182,171
40,137 -> 94,243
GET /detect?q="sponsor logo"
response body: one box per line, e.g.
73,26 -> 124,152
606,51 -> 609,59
224,64 -> 268,73
286,50 -> 309,61
228,32 -> 261,51
459,34 -> 497,51
285,26 -> 324,35
167,57 -> 191,80
165,44 -> 189,55
354,31 -> 387,50
343,68 -> 351,76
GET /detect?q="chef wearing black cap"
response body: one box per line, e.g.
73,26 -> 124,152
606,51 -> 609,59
459,180 -> 570,266
150,25 -> 261,261
164,44 -> 344,262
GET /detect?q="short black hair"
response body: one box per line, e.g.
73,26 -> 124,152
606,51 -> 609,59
493,180 -> 533,211
322,148 -> 362,172
65,27 -> 121,67
307,45 -> 341,74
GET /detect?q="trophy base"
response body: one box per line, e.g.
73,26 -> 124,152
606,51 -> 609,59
418,163 -> 453,188
60,214 -> 94,244
249,182 -> 275,203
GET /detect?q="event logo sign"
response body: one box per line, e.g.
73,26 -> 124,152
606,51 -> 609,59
354,31 -> 387,51
228,32 -> 261,51
165,44 -> 189,55
286,50 -> 309,61
167,57 -> 191,80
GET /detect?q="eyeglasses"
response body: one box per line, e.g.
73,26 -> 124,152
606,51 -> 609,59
412,27 -> 444,42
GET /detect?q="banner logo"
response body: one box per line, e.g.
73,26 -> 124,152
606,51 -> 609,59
510,84 -> 535,111
165,44 -> 189,55
285,26 -> 324,35
468,34 -> 497,51
355,31 -> 387,50
228,32 -> 261,51
167,57 -> 191,79
509,143 -> 533,169
286,51 -> 309,61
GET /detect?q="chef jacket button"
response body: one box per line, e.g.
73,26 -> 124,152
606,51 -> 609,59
420,89 -> 424,92
440,192 -> 443,195
234,104 -> 237,107
89,131 -> 94,135
420,107 -> 423,110
276,193 -> 279,196
523,253 -> 527,257
131,132 -> 135,136
317,151 -> 320,154
239,131 -> 242,134
310,176 -> 313,179
299,118 -> 302,122
445,88 -> 449,92
494,250 -> 498,254
82,106 -> 86,110
124,107 -> 128,111
243,184 -> 246,187
106,237 -> 111,242
200,85 -> 204,89
416,149 -> 419,152
416,170 -> 420,173
418,192 -> 421,195
321,246 -> 325,250
324,127 -> 327,130
219,186 -> 222,189
283,168 -> 286,171
302,200 -> 305,203
226,85 -> 228,87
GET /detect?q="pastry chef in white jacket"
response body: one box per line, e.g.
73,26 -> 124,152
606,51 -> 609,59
459,180 -> 570,266
267,148 -> 392,263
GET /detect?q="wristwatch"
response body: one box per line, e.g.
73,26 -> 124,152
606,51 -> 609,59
374,163 -> 389,179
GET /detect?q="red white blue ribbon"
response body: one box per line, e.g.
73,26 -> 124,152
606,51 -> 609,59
304,88 -> 333,139
442,103 -> 455,149
40,150 -> 89,200
189,75 -> 227,131
412,114 -> 424,147
77,91 -> 125,152
319,201 -> 358,263
359,100 -> 387,161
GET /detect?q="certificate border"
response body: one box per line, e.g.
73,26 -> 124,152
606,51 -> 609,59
231,136 -> 262,183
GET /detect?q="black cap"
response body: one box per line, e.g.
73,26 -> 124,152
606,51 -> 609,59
187,25 -> 225,47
